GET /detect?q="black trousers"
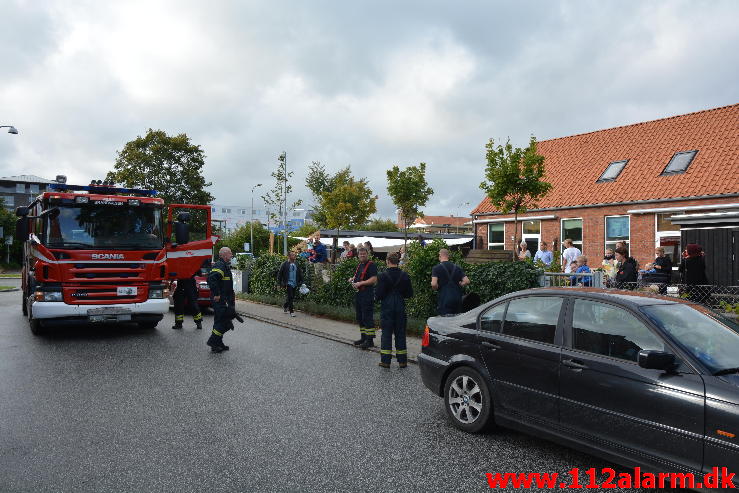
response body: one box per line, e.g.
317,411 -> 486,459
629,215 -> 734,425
283,285 -> 296,313
173,278 -> 202,323
355,289 -> 375,337
380,295 -> 407,364
212,300 -> 234,335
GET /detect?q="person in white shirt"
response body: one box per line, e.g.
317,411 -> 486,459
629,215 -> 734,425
562,239 -> 582,273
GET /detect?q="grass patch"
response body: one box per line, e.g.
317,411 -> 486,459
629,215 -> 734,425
238,293 -> 427,337
0,274 -> 21,279
0,285 -> 15,290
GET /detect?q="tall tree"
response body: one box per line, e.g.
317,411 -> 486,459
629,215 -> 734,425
321,169 -> 376,237
262,152 -> 301,255
305,161 -> 330,227
106,129 -> 214,206
479,136 -> 551,255
386,162 -> 434,247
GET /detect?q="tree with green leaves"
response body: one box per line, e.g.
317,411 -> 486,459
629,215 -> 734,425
479,136 -> 551,254
321,168 -> 376,236
386,162 -> 434,247
262,152 -> 302,255
305,163 -> 355,229
356,217 -> 399,232
106,129 -> 214,206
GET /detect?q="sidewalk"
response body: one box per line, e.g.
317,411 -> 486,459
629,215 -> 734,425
234,299 -> 423,364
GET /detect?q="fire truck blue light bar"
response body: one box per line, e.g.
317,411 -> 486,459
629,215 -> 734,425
47,183 -> 158,196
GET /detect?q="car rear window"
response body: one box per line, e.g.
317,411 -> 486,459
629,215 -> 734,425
502,296 -> 563,344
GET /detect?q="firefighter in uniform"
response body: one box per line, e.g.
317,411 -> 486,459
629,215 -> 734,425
171,274 -> 203,330
207,247 -> 235,353
431,248 -> 470,316
348,247 -> 377,349
375,252 -> 413,368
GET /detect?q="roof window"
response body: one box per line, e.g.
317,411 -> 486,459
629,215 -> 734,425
662,150 -> 698,175
596,160 -> 628,183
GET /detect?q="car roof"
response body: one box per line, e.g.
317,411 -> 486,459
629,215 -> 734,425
505,287 -> 689,308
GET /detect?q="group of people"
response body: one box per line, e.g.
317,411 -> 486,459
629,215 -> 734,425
340,240 -> 375,260
299,232 -> 328,263
349,247 -> 469,368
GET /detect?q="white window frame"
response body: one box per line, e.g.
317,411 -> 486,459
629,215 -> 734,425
487,223 -> 504,250
654,212 -> 682,269
16,183 -> 25,193
560,217 -> 583,253
521,219 -> 541,255
604,215 -> 630,254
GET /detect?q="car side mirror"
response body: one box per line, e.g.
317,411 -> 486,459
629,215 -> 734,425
638,350 -> 676,371
15,218 -> 28,241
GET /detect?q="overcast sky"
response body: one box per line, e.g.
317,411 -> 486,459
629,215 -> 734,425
1,0 -> 737,218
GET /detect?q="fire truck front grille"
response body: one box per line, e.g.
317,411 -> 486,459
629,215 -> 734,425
71,263 -> 145,280
64,286 -> 147,303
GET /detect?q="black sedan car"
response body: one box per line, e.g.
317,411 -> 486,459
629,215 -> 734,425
419,287 -> 739,483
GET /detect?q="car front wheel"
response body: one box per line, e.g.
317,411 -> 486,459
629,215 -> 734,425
444,366 -> 493,433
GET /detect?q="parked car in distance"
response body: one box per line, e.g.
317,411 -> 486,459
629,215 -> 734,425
418,287 -> 739,485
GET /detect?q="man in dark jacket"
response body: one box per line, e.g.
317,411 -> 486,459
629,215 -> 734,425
375,252 -> 413,368
431,249 -> 470,316
614,246 -> 638,287
278,251 -> 303,317
206,247 -> 235,353
348,247 -> 377,349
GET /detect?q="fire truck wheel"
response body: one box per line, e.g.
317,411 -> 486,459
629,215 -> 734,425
28,300 -> 45,336
22,291 -> 28,316
138,321 -> 158,330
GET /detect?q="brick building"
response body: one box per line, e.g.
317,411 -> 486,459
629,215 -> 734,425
471,104 -> 739,273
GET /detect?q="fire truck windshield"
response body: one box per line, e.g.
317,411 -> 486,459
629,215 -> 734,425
46,204 -> 163,250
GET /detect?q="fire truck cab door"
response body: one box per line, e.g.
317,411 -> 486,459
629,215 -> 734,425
166,204 -> 217,280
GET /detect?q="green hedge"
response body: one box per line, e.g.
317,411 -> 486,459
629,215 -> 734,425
240,241 -> 541,323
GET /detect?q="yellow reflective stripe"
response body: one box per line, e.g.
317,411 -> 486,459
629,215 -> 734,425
396,350 -> 408,354
175,315 -> 184,321
211,268 -> 224,276
212,329 -> 223,336
222,277 -> 231,280
194,313 -> 203,321
380,350 -> 392,354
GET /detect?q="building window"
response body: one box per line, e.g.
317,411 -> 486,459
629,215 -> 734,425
605,215 -> 630,254
596,160 -> 628,183
240,209 -> 246,215
561,218 -> 583,252
655,213 -> 681,266
28,184 -> 39,194
521,219 -> 541,256
2,195 -> 13,209
211,207 -> 216,213
487,223 -> 504,250
16,183 -> 25,193
662,150 -> 697,175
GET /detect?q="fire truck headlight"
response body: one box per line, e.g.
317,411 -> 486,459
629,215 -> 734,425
40,290 -> 63,302
198,282 -> 209,290
75,196 -> 89,204
149,287 -> 164,299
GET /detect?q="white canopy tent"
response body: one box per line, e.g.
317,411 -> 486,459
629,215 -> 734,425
292,236 -> 472,253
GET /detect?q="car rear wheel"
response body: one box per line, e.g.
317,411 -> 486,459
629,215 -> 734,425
444,366 -> 493,433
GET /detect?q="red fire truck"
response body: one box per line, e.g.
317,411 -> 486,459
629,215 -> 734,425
15,180 -> 214,334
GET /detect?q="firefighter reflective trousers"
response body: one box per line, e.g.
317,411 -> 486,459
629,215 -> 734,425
380,292 -> 407,364
355,288 -> 375,337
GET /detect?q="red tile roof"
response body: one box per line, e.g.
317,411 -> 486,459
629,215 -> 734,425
414,215 -> 470,227
472,104 -> 739,215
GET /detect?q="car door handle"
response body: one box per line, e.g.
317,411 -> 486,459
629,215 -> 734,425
563,359 -> 587,370
481,341 -> 501,350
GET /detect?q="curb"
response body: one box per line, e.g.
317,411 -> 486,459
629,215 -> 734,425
236,309 -> 419,365
0,287 -> 20,292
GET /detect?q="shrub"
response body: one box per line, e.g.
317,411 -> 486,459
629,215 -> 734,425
464,260 -> 541,305
311,257 -> 386,307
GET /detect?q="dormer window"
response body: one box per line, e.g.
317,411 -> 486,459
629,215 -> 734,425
661,150 -> 698,175
596,160 -> 628,183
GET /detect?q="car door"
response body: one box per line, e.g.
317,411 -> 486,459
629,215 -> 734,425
478,295 -> 565,425
559,298 -> 705,472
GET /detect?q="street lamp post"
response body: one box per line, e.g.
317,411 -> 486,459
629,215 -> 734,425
0,125 -> 19,135
456,202 -> 470,234
279,152 -> 288,255
250,184 -> 262,256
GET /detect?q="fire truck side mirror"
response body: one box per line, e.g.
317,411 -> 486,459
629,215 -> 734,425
15,218 -> 28,241
15,207 -> 29,217
175,221 -> 190,245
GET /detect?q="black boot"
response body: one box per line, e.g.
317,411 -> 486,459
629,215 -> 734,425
359,337 -> 374,349
195,320 -> 202,330
207,334 -> 224,353
172,322 -> 183,330
353,333 -> 366,346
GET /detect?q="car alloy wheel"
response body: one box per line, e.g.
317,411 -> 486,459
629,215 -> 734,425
444,366 -> 492,433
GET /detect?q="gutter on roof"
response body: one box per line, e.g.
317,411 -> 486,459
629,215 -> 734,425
627,202 -> 739,214
473,215 -> 557,224
472,193 -> 739,218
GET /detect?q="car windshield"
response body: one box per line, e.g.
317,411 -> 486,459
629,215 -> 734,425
641,303 -> 739,374
46,204 -> 163,250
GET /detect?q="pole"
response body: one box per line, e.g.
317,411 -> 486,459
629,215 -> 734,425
282,151 -> 288,256
250,184 -> 261,256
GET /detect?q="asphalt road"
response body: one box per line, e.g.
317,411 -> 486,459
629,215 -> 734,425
0,289 -> 680,493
